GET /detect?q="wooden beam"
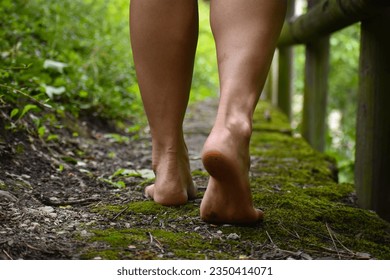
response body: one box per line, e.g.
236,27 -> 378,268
301,0 -> 330,152
278,0 -> 390,47
277,0 -> 295,120
355,8 -> 390,222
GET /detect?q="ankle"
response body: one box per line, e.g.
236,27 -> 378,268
214,114 -> 252,140
152,140 -> 188,171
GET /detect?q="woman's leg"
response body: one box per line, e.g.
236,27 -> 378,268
130,0 -> 198,205
201,0 -> 287,224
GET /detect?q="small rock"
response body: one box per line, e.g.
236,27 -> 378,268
49,213 -> 58,218
227,233 -> 240,240
80,230 -> 92,237
50,197 -> 59,202
21,174 -> 31,179
39,206 -> 55,214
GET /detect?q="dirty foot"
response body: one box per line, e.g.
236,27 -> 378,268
144,142 -> 197,206
200,126 -> 263,225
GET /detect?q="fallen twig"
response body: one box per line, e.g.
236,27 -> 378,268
331,229 -> 355,255
2,250 -> 13,260
147,232 -> 164,253
326,223 -> 341,260
112,206 -> 129,221
265,231 -> 275,245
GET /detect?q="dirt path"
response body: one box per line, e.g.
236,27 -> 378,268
0,98 -> 214,259
1,98 -> 389,260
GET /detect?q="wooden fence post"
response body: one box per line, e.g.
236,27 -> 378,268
277,0 -> 295,120
355,8 -> 390,222
301,0 -> 330,152
264,67 -> 274,102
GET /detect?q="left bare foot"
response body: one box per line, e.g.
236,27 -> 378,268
200,125 -> 263,225
145,141 -> 197,206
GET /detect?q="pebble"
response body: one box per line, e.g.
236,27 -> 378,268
38,206 -> 55,214
227,233 -> 240,240
49,213 -> 58,218
80,230 -> 92,237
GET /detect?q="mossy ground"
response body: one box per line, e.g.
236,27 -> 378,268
80,101 -> 390,260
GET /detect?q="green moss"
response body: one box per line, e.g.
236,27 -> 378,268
249,178 -> 390,259
92,200 -> 200,219
0,180 -> 7,190
82,228 -> 232,260
82,100 -> 390,260
191,170 -> 208,177
253,102 -> 292,133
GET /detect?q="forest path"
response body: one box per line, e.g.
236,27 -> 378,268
1,98 -> 389,260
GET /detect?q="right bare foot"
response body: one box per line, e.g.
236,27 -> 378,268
200,125 -> 263,225
144,142 -> 197,206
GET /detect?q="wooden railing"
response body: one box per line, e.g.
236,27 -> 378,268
270,0 -> 390,222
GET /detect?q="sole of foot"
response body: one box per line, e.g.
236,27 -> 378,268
200,149 -> 263,225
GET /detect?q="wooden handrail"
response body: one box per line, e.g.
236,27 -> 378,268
272,0 -> 390,221
278,0 -> 390,47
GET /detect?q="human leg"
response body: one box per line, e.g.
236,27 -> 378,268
129,0 -> 199,205
200,0 -> 287,224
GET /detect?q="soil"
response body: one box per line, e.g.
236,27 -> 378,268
0,98 -> 213,259
1,98 -> 389,260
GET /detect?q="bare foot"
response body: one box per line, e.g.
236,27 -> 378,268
144,142 -> 197,206
200,126 -> 263,225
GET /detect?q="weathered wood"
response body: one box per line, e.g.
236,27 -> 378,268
355,8 -> 390,222
277,0 -> 295,120
264,72 -> 273,102
301,0 -> 330,152
278,0 -> 390,47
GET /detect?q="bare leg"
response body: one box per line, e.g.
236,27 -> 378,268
130,0 -> 198,205
200,0 -> 287,224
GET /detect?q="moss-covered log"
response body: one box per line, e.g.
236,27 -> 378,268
278,0 -> 390,47
355,8 -> 390,222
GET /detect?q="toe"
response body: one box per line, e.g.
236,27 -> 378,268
144,184 -> 155,199
255,208 -> 264,222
